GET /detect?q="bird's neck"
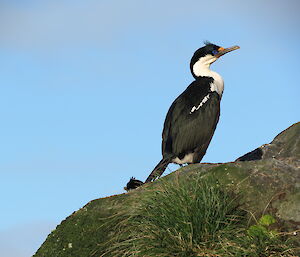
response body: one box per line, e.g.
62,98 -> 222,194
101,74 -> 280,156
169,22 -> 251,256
193,62 -> 224,97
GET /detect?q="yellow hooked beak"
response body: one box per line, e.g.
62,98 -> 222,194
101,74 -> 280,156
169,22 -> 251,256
215,45 -> 240,58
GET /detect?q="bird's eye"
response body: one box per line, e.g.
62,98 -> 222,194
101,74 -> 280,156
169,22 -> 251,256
212,50 -> 218,55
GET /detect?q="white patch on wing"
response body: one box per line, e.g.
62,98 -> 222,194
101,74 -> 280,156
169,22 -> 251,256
190,94 -> 210,114
172,152 -> 194,164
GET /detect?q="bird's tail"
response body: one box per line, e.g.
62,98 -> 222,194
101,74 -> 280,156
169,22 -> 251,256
145,157 -> 172,183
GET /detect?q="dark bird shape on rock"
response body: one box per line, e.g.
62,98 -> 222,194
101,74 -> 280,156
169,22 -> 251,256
127,42 -> 240,190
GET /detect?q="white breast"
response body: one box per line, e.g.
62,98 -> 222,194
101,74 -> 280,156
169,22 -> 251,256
192,55 -> 224,97
209,72 -> 224,97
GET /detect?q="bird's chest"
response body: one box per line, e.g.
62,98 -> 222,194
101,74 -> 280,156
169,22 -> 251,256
209,72 -> 224,97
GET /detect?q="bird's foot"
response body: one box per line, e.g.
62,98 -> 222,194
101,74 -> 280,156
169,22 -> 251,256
124,177 -> 144,191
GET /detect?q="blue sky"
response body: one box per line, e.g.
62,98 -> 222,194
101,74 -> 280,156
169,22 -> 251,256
0,0 -> 299,256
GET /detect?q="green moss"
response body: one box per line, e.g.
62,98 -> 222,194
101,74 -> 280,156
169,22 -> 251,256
258,214 -> 276,226
247,214 -> 277,241
34,195 -> 129,257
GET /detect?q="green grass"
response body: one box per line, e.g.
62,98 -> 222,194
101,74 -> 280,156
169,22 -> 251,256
99,173 -> 297,257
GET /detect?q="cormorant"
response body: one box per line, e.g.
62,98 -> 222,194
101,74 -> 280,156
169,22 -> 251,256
126,42 -> 239,190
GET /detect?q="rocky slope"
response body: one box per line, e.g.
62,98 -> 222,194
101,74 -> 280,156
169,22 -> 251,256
34,122 -> 300,256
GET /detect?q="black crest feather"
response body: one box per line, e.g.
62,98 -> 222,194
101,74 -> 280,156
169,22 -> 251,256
203,40 -> 212,46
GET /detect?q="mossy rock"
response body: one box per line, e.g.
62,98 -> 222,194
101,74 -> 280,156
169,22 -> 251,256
34,122 -> 300,256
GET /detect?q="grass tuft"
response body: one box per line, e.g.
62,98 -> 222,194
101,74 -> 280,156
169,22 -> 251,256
98,174 -> 297,257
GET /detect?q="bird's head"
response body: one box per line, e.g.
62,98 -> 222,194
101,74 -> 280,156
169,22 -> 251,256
190,42 -> 240,78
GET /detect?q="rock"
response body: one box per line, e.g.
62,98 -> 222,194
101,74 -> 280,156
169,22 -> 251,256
34,122 -> 300,256
237,122 -> 300,164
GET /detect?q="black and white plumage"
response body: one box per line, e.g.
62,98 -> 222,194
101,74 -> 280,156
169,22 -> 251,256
126,42 -> 239,190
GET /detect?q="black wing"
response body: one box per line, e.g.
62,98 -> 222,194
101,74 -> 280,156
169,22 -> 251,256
162,77 -> 221,162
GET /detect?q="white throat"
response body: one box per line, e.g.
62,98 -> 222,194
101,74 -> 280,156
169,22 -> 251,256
192,55 -> 224,96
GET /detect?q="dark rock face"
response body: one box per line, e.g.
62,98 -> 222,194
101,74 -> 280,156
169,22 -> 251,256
237,122 -> 300,164
34,122 -> 300,256
236,147 -> 263,161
